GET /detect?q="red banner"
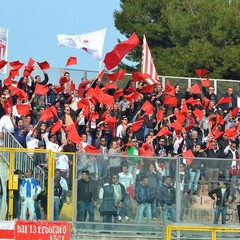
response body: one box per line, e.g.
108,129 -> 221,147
15,220 -> 71,240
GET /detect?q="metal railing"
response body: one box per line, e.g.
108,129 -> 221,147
29,66 -> 240,97
2,128 -> 46,187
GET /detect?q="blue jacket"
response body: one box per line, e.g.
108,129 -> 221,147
134,184 -> 153,204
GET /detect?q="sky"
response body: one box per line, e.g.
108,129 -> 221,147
0,0 -> 126,80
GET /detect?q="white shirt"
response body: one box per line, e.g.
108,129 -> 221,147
0,115 -> 14,133
26,130 -> 39,149
118,171 -> 133,190
44,132 -> 63,152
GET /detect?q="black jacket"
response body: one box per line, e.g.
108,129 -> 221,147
77,178 -> 98,202
135,184 -> 153,204
209,187 -> 236,207
159,184 -> 176,206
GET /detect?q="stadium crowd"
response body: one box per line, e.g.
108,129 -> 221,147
1,68 -> 240,225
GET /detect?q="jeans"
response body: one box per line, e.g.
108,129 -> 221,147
189,169 -> 201,193
54,197 -> 60,220
97,163 -> 108,180
162,204 -> 176,225
214,206 -> 227,224
34,200 -> 42,220
151,198 -> 157,218
77,200 -> 95,222
103,214 -> 113,230
136,203 -> 151,224
120,193 -> 130,218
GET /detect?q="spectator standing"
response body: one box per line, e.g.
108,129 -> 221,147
19,169 -> 41,220
77,170 -> 98,223
99,178 -> 117,230
145,163 -> 160,221
111,174 -> 126,223
209,181 -> 236,224
53,177 -> 63,220
233,179 -> 240,223
223,140 -> 239,184
118,165 -> 134,221
135,176 -> 153,225
159,176 -> 176,225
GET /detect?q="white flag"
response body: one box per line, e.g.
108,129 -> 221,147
142,35 -> 159,85
0,27 -> 9,74
57,28 -> 106,61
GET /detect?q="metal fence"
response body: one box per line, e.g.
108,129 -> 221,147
24,66 -> 240,97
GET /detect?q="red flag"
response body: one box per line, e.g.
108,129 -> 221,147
181,100 -> 188,114
124,92 -> 140,102
39,109 -> 54,122
107,69 -> 125,82
125,85 -> 137,93
142,35 -> 159,85
140,84 -> 154,93
131,120 -> 144,132
138,147 -> 155,157
182,149 -> 195,165
104,116 -> 118,123
203,96 -> 210,109
201,78 -> 211,87
54,86 -> 65,93
23,66 -> 34,77
156,109 -> 164,121
105,82 -> 119,90
217,97 -> 232,105
156,127 -> 172,137
193,108 -> 203,121
131,72 -> 151,82
8,69 -> 19,78
224,128 -> 238,140
96,69 -> 105,83
0,60 -> 7,70
34,84 -> 49,95
127,186 -> 135,199
175,112 -> 186,124
16,104 -> 30,116
213,131 -> 223,140
169,122 -> 182,131
104,32 -> 140,70
189,83 -> 201,94
27,58 -> 35,67
141,100 -> 155,114
89,112 -> 99,121
216,114 -> 224,125
59,76 -> 68,85
65,123 -> 78,134
113,89 -> 123,99
51,120 -> 62,134
84,145 -> 100,154
9,60 -> 24,70
195,69 -> 209,78
68,131 -> 81,144
163,96 -> 178,107
66,56 -> 77,66
231,107 -> 240,117
186,97 -> 201,106
18,89 -> 29,100
37,61 -> 50,70
98,93 -> 114,106
163,80 -> 175,96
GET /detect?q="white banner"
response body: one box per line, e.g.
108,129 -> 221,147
57,28 -> 106,61
0,27 -> 9,74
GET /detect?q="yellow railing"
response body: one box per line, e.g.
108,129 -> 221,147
166,225 -> 240,240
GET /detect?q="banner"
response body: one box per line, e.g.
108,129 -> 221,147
57,28 -> 106,61
0,221 -> 15,240
15,220 -> 71,240
0,27 -> 9,74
